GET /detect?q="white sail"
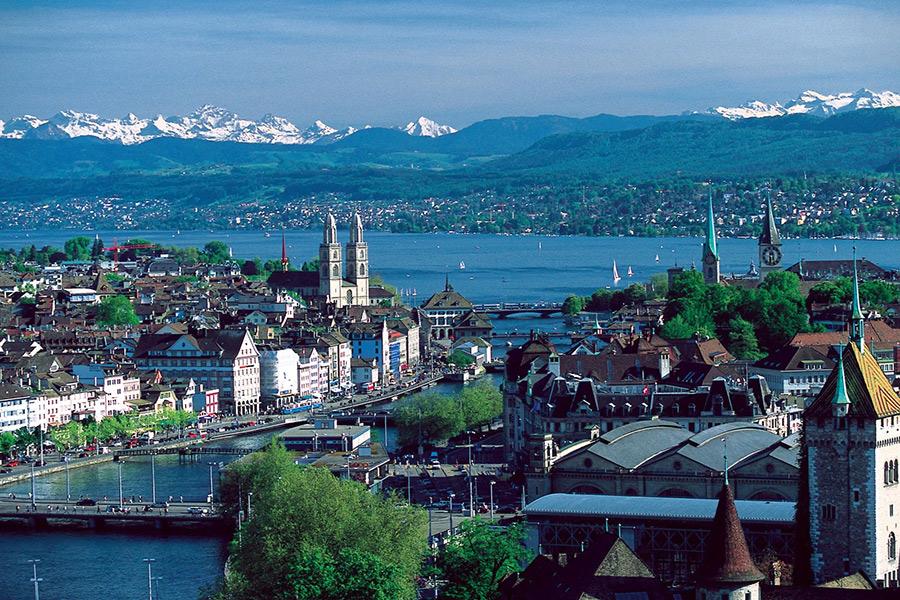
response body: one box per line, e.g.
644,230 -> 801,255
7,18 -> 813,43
627,266 -> 634,277
613,260 -> 621,283
459,261 -> 466,270
655,254 -> 660,262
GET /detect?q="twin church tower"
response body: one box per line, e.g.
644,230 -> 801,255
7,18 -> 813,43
701,189 -> 782,284
319,212 -> 370,308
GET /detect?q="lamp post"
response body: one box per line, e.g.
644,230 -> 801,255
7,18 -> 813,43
150,454 -> 157,504
28,559 -> 41,600
207,462 -> 216,503
466,431 -> 474,517
64,456 -> 71,504
143,558 -> 155,600
489,481 -> 496,522
30,461 -> 36,509
406,461 -> 411,504
448,492 -> 455,537
117,460 -> 125,510
427,496 -> 434,540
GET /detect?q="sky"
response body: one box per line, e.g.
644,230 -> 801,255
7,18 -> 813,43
1,1 -> 898,128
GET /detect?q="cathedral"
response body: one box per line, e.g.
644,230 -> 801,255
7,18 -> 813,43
702,189 -> 783,284
319,212 -> 370,309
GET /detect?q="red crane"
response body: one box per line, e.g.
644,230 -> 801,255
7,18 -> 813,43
103,239 -> 156,265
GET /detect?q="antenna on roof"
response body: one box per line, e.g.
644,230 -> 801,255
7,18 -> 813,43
723,437 -> 729,486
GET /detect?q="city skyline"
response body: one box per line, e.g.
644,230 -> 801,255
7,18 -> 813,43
2,1 -> 899,127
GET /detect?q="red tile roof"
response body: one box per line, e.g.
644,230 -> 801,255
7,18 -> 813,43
695,483 -> 765,585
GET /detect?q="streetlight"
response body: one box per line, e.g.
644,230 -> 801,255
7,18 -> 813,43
150,454 -> 157,504
406,460 -> 411,504
466,431 -> 475,517
118,460 -> 126,509
143,558 -> 155,600
30,461 -> 37,509
427,496 -> 433,540
489,481 -> 496,522
64,456 -> 71,504
448,492 -> 455,537
207,462 -> 216,503
27,559 -> 42,600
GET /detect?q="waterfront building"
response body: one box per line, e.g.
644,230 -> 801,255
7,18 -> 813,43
346,321 -> 392,380
351,357 -> 379,391
258,347 -> 300,410
296,347 -> 326,400
280,418 -> 371,452
0,383 -> 45,433
133,329 -> 261,415
803,259 -> 900,587
701,190 -> 720,285
758,193 -> 783,280
786,258 -> 890,281
71,363 -> 141,416
420,278 -> 493,343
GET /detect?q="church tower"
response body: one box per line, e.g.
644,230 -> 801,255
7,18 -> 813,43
804,260 -> 900,587
319,213 -> 343,307
701,189 -> 720,284
345,212 -> 369,307
758,192 -> 782,280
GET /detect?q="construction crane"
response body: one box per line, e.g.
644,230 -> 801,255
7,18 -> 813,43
104,239 -> 156,265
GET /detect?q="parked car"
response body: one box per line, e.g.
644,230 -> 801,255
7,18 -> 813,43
187,506 -> 209,515
76,498 -> 97,506
5,460 -> 19,468
151,501 -> 169,509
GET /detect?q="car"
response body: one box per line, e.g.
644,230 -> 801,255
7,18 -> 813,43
76,498 -> 97,506
151,501 -> 169,509
0,467 -> 11,473
5,460 -> 19,468
187,506 -> 209,515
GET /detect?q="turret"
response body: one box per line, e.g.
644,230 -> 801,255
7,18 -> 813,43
831,345 -> 850,418
324,213 -> 338,244
345,212 -> 369,306
319,213 -> 343,307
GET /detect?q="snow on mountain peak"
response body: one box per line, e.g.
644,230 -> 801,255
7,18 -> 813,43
401,116 -> 457,137
707,88 -> 900,120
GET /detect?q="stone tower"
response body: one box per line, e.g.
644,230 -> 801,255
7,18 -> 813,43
758,192 -> 782,280
701,189 -> 720,285
694,482 -> 765,600
319,213 -> 343,307
804,259 -> 900,586
345,212 -> 369,307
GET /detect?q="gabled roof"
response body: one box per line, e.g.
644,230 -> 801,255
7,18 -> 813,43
267,271 -> 320,289
421,288 -> 473,310
754,345 -> 833,371
805,342 -> 900,418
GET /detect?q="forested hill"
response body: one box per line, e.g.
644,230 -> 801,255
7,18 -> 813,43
488,108 -> 900,178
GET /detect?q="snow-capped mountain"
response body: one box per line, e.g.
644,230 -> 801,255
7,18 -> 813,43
705,88 -> 900,120
0,106 -> 451,145
400,116 -> 457,137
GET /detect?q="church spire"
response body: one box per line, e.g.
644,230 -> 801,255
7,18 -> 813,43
281,232 -> 288,272
850,247 -> 865,353
324,213 -> 337,244
831,345 -> 850,416
705,188 -> 718,259
760,190 -> 781,245
350,212 -> 363,243
695,483 -> 764,588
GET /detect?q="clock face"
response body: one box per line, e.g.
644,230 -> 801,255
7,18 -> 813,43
762,246 -> 782,266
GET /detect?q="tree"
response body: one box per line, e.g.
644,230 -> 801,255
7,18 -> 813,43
241,259 -> 260,276
300,258 -> 320,272
96,295 -> 140,327
90,236 -> 105,259
724,317 -> 763,361
437,519 -> 531,600
393,392 -> 465,448
64,236 -> 93,261
458,381 -> 503,431
0,431 -> 17,456
203,241 -> 231,264
448,350 -> 476,368
213,444 -> 426,600
562,294 -> 586,315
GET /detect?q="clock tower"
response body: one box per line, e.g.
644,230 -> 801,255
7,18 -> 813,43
758,192 -> 782,280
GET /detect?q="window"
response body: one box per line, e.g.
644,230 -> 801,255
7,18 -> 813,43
890,533 -> 897,561
822,504 -> 837,522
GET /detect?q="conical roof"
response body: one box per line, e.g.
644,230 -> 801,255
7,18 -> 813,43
806,343 -> 900,418
695,483 -> 764,585
704,190 -> 718,258
759,193 -> 781,245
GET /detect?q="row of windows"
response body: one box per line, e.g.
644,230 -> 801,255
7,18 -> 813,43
886,460 -> 899,485
788,375 -> 826,384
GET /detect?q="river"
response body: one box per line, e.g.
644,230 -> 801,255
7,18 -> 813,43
0,377 -> 498,600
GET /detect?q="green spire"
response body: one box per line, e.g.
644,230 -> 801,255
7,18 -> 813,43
850,247 -> 865,352
705,189 -> 718,258
832,345 -> 850,409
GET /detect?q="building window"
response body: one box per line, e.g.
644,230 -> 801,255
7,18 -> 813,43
822,504 -> 837,522
890,533 -> 897,561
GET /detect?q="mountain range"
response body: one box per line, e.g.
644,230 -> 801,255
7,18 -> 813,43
0,105 -> 454,145
0,89 -> 895,147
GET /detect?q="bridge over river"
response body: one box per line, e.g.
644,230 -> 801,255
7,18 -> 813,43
472,302 -> 564,318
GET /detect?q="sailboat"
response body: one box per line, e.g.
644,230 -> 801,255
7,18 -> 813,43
459,261 -> 466,270
538,241 -> 543,251
655,254 -> 660,263
627,266 -> 634,277
612,260 -> 621,284
833,243 -> 838,253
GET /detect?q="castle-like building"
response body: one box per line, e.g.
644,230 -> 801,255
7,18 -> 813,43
702,189 -> 783,285
804,257 -> 900,587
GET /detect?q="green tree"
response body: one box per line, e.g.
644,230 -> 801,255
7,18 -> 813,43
203,241 -> 231,264
0,431 -> 16,456
437,520 -> 531,600
241,259 -> 260,276
448,350 -> 476,368
214,444 -> 426,600
458,381 -> 503,431
96,295 -> 140,326
724,317 -> 763,361
562,294 -> 586,315
300,258 -> 320,272
64,236 -> 93,261
393,392 -> 465,448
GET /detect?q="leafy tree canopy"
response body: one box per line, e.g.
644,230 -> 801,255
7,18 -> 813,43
96,295 -> 140,327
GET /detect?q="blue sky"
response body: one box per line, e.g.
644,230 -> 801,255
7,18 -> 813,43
1,1 -> 898,127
